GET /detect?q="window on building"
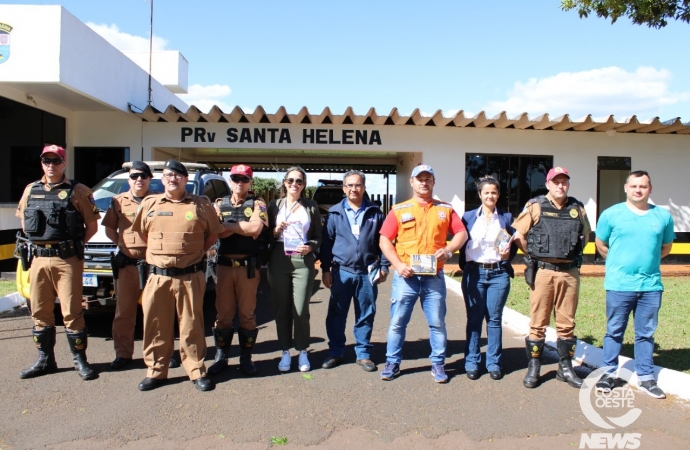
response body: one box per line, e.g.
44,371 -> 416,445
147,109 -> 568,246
465,154 -> 554,216
74,147 -> 130,189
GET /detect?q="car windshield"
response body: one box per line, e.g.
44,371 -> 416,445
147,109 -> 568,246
313,189 -> 346,206
91,177 -> 195,211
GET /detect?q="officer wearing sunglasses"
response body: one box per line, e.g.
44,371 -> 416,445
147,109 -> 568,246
16,145 -> 101,381
208,164 -> 269,377
102,161 -> 155,371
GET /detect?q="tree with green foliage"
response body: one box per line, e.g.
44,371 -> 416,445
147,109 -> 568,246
251,176 -> 279,193
561,0 -> 690,28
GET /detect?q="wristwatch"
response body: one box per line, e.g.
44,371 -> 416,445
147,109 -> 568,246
445,249 -> 453,259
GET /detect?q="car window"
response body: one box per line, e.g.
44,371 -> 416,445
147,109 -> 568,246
91,177 -> 191,211
203,180 -> 215,200
313,189 -> 345,205
211,179 -> 230,199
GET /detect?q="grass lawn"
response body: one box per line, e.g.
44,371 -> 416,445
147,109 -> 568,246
0,279 -> 17,298
506,276 -> 690,374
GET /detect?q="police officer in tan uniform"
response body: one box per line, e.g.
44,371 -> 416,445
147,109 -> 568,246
513,167 -> 591,389
17,145 -> 100,381
208,164 -> 268,377
102,161 -> 153,370
131,160 -> 224,392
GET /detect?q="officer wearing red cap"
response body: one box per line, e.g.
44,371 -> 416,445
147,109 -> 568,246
16,145 -> 101,381
512,166 -> 591,390
208,164 -> 269,376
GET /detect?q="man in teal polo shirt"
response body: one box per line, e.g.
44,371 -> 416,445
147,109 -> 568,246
595,170 -> 674,399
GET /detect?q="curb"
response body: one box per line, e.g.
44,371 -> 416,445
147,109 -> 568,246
445,276 -> 690,402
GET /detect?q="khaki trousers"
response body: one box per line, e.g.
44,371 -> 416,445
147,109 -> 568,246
112,264 -> 142,359
29,255 -> 85,331
142,272 -> 207,380
529,267 -> 580,340
214,264 -> 260,331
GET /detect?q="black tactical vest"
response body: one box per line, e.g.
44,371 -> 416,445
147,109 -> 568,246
527,196 -> 584,261
218,196 -> 264,256
23,180 -> 85,242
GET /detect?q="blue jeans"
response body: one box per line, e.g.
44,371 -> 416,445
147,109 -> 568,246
385,271 -> 447,365
461,264 -> 511,372
325,267 -> 377,360
602,290 -> 662,381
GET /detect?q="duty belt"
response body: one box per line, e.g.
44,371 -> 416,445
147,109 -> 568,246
535,260 -> 579,271
149,262 -> 204,277
120,255 -> 143,266
32,241 -> 77,259
217,255 -> 249,267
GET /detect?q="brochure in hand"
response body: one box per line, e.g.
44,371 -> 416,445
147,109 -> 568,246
494,229 -> 512,252
410,254 -> 437,275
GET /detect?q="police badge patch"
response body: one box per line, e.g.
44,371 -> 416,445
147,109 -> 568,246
58,190 -> 68,200
185,211 -> 194,221
244,207 -> 252,217
0,23 -> 12,65
569,209 -> 578,218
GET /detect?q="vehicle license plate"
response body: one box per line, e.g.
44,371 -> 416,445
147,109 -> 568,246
82,274 -> 98,287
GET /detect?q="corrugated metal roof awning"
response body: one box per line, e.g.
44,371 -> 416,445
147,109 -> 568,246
134,105 -> 690,135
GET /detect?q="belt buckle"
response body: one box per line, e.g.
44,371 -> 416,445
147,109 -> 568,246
45,244 -> 52,249
232,260 -> 240,267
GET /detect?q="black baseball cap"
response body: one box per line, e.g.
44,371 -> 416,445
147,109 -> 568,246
163,159 -> 188,177
130,161 -> 153,177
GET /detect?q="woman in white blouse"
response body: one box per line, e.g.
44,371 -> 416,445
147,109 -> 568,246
267,167 -> 322,372
459,177 -> 517,381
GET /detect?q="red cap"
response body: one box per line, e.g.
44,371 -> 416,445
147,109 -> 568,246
41,145 -> 66,160
230,164 -> 253,178
546,167 -> 570,182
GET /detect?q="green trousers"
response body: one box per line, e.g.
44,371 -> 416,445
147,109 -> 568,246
267,242 -> 316,351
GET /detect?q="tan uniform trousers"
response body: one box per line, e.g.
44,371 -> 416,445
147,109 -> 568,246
29,255 -> 85,331
529,267 -> 580,340
142,272 -> 207,381
112,264 -> 142,359
214,264 -> 260,331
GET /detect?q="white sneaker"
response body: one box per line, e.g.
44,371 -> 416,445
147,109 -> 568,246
278,351 -> 291,372
298,350 -> 311,372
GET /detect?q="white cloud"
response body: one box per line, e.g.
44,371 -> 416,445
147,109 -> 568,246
176,84 -> 233,113
484,66 -> 690,121
86,22 -> 168,52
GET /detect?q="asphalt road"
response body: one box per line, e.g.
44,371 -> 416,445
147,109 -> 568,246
1,270 -> 689,449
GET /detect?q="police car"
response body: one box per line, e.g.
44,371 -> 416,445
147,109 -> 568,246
16,161 -> 230,318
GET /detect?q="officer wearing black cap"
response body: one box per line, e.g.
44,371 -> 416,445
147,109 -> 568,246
102,161 -> 153,370
16,145 -> 101,381
131,159 -> 224,392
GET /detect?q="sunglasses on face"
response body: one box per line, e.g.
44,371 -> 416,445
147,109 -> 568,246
230,175 -> 251,184
285,178 -> 304,186
41,158 -> 64,166
129,172 -> 151,180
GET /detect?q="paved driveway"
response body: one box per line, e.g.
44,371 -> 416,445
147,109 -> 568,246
1,270 -> 688,449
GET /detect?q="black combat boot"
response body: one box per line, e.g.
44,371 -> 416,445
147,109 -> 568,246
523,338 -> 544,389
238,328 -> 259,376
19,326 -> 58,379
66,329 -> 96,380
207,327 -> 233,375
556,337 -> 583,388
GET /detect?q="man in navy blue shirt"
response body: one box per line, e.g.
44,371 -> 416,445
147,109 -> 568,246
320,170 -> 389,372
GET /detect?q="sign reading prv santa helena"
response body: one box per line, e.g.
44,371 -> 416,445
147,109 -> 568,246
579,366 -> 642,449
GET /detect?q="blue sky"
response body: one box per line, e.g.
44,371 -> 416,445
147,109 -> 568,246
18,0 -> 689,122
